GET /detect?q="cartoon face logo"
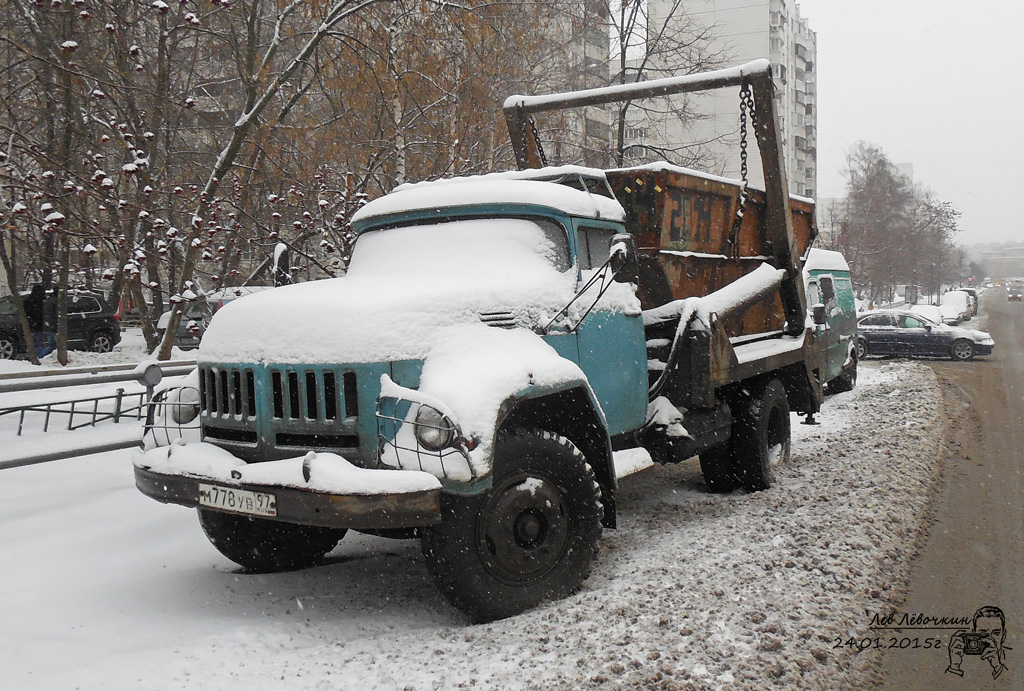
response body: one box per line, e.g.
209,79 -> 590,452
947,606 -> 1008,679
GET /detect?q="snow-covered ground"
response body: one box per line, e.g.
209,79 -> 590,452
0,328 -> 189,376
0,359 -> 941,690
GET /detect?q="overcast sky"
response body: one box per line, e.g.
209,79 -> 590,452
792,0 -> 1023,246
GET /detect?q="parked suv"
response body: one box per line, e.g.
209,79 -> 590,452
0,289 -> 121,359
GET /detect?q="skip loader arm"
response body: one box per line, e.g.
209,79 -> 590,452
503,59 -> 807,338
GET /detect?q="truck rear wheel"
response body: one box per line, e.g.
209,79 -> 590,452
733,379 -> 791,492
197,508 -> 346,572
421,429 -> 603,622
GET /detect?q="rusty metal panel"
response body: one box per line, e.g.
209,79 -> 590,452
607,166 -> 816,339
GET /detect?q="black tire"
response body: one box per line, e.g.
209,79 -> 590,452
732,379 -> 791,492
951,339 -> 975,361
0,333 -> 18,360
421,429 -> 603,622
826,349 -> 858,394
197,508 -> 346,572
855,337 -> 868,360
699,443 -> 739,493
89,331 -> 115,353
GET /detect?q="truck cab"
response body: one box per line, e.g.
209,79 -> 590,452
136,168 -> 649,621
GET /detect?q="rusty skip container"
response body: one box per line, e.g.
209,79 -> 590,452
606,164 -> 817,338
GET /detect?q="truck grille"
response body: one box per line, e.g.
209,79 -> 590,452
268,368 -> 358,421
200,364 -> 365,458
200,366 -> 257,418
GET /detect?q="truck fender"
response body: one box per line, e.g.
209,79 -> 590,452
494,383 -> 617,529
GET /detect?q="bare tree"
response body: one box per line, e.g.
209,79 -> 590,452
2,0 -> 639,363
838,142 -> 961,302
607,0 -> 727,167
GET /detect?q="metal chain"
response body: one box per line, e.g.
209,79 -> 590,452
516,105 -> 548,169
727,81 -> 756,258
516,105 -> 529,167
528,108 -> 552,167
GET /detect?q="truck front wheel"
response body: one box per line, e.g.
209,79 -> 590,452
197,509 -> 347,572
733,379 -> 791,492
421,429 -> 603,622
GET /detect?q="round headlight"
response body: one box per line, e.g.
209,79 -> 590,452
171,387 -> 201,425
415,405 -> 454,451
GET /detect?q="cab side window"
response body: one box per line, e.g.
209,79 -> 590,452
819,276 -> 839,316
576,226 -> 614,271
807,280 -> 822,306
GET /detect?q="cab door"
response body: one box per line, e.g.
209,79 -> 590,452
573,221 -> 647,436
808,275 -> 849,381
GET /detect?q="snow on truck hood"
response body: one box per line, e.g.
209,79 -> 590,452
200,215 -> 639,364
198,272 -> 578,364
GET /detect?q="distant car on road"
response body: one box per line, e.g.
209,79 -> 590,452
0,289 -> 121,359
909,303 -> 945,325
856,310 -> 994,362
1008,284 -> 1023,302
940,290 -> 974,324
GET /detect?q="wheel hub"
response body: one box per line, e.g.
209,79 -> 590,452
513,509 -> 546,547
478,474 -> 570,584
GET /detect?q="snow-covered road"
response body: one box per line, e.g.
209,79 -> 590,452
0,360 -> 941,690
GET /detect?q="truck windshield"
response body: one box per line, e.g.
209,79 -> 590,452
348,217 -> 571,277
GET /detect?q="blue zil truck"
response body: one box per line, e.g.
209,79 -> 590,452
135,60 -> 828,621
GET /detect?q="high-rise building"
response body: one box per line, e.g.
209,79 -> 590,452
623,0 -> 816,198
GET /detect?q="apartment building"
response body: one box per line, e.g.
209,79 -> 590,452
624,0 -> 816,198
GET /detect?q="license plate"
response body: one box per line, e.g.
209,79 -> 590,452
198,483 -> 277,517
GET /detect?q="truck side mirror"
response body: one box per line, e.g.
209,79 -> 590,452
812,303 -> 827,325
609,233 -> 638,284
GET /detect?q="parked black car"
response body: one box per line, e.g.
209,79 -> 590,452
856,310 -> 994,362
0,289 -> 121,359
